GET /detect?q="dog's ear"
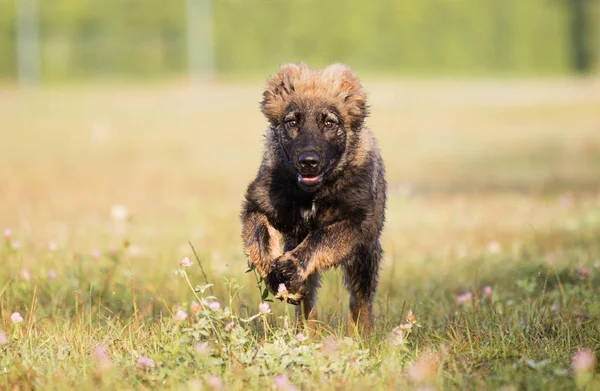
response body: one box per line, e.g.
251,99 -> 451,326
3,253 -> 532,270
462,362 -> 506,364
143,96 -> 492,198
261,63 -> 306,125
322,64 -> 369,130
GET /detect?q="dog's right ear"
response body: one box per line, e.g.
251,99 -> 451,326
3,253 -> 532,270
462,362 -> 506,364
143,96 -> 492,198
260,63 -> 305,125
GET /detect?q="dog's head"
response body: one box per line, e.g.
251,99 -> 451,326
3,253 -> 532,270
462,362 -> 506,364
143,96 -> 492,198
260,63 -> 369,192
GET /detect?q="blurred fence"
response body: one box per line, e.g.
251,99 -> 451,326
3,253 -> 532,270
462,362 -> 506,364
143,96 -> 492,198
0,0 -> 599,82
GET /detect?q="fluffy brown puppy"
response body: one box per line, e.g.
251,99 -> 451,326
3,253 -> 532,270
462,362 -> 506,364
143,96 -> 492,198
241,63 -> 386,333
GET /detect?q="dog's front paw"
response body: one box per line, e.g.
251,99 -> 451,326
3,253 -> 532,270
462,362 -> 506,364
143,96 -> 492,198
266,252 -> 306,305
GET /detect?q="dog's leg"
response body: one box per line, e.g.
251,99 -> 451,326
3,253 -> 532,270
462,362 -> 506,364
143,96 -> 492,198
270,219 -> 376,305
342,244 -> 381,336
241,212 -> 283,281
295,272 -> 320,331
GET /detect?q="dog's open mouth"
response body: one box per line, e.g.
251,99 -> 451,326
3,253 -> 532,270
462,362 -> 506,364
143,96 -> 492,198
297,174 -> 322,186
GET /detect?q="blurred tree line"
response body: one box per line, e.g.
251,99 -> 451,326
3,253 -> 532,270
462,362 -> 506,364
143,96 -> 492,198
0,0 -> 598,81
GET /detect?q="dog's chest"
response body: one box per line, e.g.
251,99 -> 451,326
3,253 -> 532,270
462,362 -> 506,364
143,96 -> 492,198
299,200 -> 317,222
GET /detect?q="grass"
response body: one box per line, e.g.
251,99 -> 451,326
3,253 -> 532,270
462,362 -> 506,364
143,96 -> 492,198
1,78 -> 600,390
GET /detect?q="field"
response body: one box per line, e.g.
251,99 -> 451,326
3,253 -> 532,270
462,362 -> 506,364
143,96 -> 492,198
1,78 -> 600,390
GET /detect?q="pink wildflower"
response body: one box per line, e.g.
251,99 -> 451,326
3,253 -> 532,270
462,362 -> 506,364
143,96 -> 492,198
11,312 -> 23,323
389,324 -> 407,346
93,345 -> 112,372
277,283 -> 288,298
48,241 -> 57,251
20,269 -> 31,281
11,241 -> 21,250
273,374 -> 288,388
93,345 -> 109,362
136,356 -> 154,368
406,352 -> 440,383
273,374 -> 298,390
3,228 -> 12,238
91,249 -> 102,259
482,286 -> 493,298
190,300 -> 202,313
0,330 -> 7,345
571,349 -> 596,372
559,193 -> 573,208
456,292 -> 472,304
194,342 -> 208,354
174,309 -> 188,322
47,270 -> 57,281
225,322 -> 235,332
321,336 -> 341,357
179,256 -> 192,269
208,301 -> 220,311
296,333 -> 307,342
576,267 -> 590,281
206,375 -> 223,390
259,302 -> 271,314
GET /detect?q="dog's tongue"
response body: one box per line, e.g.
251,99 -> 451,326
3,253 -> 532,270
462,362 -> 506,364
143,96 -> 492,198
299,175 -> 319,183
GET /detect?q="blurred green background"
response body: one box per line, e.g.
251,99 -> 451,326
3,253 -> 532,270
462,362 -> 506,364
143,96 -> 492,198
1,0 -> 599,82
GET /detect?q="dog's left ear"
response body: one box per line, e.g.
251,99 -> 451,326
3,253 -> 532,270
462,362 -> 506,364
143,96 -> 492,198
322,64 -> 369,130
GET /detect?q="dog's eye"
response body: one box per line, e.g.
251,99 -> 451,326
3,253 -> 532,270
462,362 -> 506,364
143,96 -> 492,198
324,120 -> 335,128
286,120 -> 297,127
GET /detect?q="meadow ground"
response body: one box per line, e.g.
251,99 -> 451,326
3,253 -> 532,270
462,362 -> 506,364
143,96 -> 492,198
1,78 -> 600,390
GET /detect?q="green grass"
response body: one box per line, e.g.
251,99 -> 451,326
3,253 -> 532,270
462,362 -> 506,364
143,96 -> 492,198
1,78 -> 600,390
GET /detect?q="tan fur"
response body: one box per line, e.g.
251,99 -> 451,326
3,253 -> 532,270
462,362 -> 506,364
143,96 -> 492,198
296,272 -> 320,332
261,63 -> 368,130
267,225 -> 284,258
301,247 -> 335,279
298,221 -> 360,278
242,213 -> 282,277
348,303 -> 373,335
243,242 -> 262,273
353,129 -> 375,166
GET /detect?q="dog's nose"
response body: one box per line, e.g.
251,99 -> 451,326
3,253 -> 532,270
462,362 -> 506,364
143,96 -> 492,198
298,152 -> 320,171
